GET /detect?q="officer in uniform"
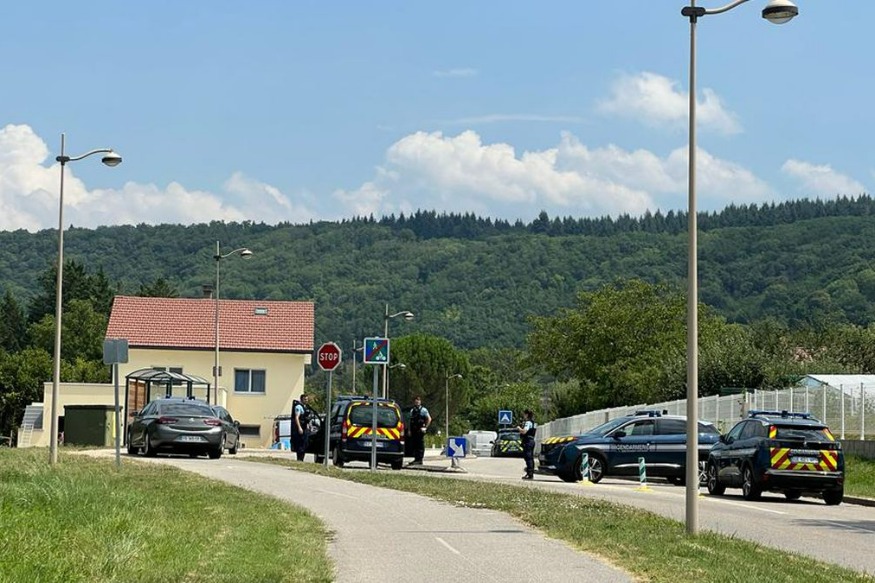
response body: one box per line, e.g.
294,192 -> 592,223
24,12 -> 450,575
407,396 -> 431,465
518,409 -> 536,480
291,393 -> 311,462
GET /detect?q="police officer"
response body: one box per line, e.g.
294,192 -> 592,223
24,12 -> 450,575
407,396 -> 431,465
518,409 -> 536,480
291,393 -> 311,462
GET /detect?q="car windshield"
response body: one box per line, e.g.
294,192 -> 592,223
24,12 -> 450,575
498,431 -> 520,441
158,403 -> 215,417
586,417 -> 635,436
349,404 -> 399,428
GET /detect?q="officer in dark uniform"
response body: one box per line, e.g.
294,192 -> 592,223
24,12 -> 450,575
406,396 -> 431,465
518,409 -> 536,480
291,393 -> 311,461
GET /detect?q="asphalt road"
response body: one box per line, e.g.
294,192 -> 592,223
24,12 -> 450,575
422,453 -> 875,576
132,454 -> 632,583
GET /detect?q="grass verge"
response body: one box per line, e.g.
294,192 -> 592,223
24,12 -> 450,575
261,457 -> 874,583
846,455 -> 875,498
0,449 -> 332,583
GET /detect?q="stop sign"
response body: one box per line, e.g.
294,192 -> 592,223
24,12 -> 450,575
316,342 -> 342,372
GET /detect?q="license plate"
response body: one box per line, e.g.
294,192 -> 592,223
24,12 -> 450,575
177,435 -> 206,443
359,440 -> 385,448
792,456 -> 819,464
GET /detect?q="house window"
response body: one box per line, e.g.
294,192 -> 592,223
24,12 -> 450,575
235,369 -> 266,394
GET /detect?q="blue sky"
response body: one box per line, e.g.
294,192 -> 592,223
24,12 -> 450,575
0,1 -> 870,231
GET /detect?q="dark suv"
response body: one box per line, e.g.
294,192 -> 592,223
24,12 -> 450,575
538,410 -> 720,484
327,395 -> 405,469
706,410 -> 845,505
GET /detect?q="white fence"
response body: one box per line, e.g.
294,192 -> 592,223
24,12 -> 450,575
539,383 -> 875,443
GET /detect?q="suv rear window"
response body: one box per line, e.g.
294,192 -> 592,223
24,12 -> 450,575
774,425 -> 831,441
348,403 -> 399,428
158,403 -> 215,416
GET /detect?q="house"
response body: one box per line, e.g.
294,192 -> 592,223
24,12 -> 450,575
28,295 -> 314,449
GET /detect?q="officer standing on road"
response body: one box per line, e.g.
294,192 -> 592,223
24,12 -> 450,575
407,396 -> 431,465
291,393 -> 311,462
518,409 -> 536,480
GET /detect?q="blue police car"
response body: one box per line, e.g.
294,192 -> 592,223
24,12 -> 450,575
537,411 -> 720,484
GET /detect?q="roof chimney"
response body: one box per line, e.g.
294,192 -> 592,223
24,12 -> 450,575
202,284 -> 214,299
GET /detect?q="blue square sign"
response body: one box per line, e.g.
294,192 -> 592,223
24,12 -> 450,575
446,437 -> 466,458
363,337 -> 390,364
498,410 -> 513,425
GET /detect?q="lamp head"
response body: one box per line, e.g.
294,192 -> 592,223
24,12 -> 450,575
402,311 -> 414,321
762,0 -> 798,24
240,248 -> 253,259
101,151 -> 123,167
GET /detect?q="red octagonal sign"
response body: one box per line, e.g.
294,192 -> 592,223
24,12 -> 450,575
316,342 -> 342,372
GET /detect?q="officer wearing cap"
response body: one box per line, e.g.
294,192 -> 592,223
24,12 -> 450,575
518,409 -> 537,480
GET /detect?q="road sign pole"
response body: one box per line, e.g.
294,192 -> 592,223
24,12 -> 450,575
324,370 -> 332,468
113,362 -> 121,469
371,366 -> 378,472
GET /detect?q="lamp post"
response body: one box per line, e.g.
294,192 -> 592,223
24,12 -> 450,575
350,339 -> 364,393
49,133 -> 122,466
681,0 -> 797,534
382,304 -> 414,398
444,373 -> 462,441
213,241 -> 252,405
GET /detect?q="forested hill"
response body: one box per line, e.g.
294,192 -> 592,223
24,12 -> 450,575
2,195 -> 875,349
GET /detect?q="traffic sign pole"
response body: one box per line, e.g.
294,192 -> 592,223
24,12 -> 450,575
371,366 -> 378,472
316,343 -> 342,468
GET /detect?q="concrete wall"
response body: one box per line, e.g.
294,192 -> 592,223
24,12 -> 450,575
841,440 -> 875,460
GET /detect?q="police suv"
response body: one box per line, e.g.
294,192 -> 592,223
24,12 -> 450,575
538,410 -> 720,484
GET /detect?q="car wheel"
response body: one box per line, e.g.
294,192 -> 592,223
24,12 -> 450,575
707,462 -> 725,496
208,435 -> 224,460
229,436 -> 239,455
315,455 -> 325,464
741,465 -> 761,501
390,459 -> 403,470
126,433 -> 138,455
698,460 -> 708,486
143,431 -> 156,457
668,476 -> 685,486
823,488 -> 844,506
332,447 -> 345,468
784,490 -> 802,501
587,454 -> 606,484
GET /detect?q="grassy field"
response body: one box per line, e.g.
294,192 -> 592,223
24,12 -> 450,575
262,457 -> 875,583
0,449 -> 333,583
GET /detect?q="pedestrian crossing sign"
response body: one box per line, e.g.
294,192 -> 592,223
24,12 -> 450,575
498,410 -> 513,425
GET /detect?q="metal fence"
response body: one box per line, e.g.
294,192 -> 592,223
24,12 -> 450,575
539,383 -> 875,443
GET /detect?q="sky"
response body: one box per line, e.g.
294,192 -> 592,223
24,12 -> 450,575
1,1 -> 871,232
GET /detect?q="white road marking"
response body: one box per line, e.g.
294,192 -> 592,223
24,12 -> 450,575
704,497 -> 786,514
436,537 -> 461,555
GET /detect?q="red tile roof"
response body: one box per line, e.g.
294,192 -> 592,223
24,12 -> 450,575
106,296 -> 314,353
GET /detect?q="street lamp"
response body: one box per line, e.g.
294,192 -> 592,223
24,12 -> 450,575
350,339 -> 364,393
49,133 -> 122,466
444,373 -> 462,441
681,0 -> 797,534
213,241 -> 252,405
382,304 -> 414,398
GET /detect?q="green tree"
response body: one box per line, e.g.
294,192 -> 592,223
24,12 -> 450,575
526,279 -> 740,411
0,348 -> 53,437
0,290 -> 27,352
137,277 -> 179,298
465,382 -> 541,431
27,299 -> 108,363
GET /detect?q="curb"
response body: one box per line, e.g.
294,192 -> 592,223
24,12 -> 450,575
844,495 -> 875,507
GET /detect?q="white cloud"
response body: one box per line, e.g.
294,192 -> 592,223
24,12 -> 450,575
0,124 -> 316,231
433,68 -> 478,78
781,159 -> 867,196
332,130 -> 777,221
596,71 -> 741,135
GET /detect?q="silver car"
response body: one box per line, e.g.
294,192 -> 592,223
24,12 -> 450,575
127,398 -> 239,459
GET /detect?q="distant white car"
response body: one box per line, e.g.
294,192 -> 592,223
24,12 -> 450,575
465,430 -> 498,457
